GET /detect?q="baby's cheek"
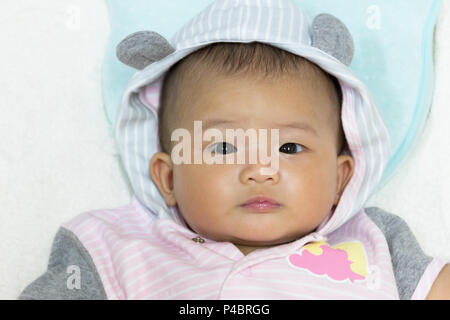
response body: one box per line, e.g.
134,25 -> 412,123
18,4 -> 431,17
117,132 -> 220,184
173,164 -> 227,207
284,162 -> 336,208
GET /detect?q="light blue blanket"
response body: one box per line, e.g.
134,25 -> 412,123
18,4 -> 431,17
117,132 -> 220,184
102,0 -> 442,188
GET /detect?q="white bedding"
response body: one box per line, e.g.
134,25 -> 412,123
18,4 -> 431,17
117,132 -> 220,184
0,0 -> 449,299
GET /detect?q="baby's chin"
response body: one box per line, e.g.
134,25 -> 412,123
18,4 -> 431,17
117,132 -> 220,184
186,220 -> 315,246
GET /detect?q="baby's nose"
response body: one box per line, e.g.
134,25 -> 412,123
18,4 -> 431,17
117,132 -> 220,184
239,162 -> 280,185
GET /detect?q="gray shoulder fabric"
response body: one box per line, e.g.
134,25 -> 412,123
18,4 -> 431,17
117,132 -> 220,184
365,207 -> 432,300
116,30 -> 175,70
311,13 -> 354,66
18,227 -> 107,300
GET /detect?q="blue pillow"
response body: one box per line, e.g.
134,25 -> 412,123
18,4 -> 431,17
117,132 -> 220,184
102,0 -> 442,188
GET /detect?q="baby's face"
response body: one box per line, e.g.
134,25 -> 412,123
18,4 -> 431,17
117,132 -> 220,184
150,73 -> 354,249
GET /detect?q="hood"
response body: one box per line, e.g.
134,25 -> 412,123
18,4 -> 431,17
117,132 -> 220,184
114,0 -> 391,236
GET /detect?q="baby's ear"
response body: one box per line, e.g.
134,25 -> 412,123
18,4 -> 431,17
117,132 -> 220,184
116,31 -> 175,70
311,14 -> 354,66
149,152 -> 177,207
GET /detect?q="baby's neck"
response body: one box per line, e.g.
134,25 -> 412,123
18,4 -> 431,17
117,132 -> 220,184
235,243 -> 274,256
235,238 -> 299,255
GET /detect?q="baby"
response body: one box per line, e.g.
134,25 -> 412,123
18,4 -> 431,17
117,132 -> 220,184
19,0 -> 449,300
150,42 -> 352,257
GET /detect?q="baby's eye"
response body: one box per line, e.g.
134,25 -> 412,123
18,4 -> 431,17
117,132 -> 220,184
279,143 -> 304,154
209,142 -> 237,155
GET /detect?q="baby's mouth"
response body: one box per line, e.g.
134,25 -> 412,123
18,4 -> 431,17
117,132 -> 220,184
240,196 -> 281,212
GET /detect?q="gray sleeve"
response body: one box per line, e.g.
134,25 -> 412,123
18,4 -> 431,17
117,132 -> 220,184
365,207 -> 433,300
18,227 -> 107,300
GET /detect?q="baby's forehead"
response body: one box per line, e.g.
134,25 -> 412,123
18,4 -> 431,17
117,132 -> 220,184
186,73 -> 337,110
168,58 -> 341,127
183,66 -> 337,106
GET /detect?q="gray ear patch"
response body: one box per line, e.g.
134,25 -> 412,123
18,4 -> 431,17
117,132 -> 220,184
311,13 -> 354,66
116,31 -> 175,70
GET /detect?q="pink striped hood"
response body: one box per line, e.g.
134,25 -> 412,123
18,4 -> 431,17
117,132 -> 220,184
114,0 -> 391,236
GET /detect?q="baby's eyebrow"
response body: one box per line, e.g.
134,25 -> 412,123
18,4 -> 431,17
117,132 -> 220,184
201,119 -> 318,136
202,119 -> 236,130
275,121 -> 318,136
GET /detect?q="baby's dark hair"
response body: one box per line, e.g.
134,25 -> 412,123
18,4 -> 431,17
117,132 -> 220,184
158,42 -> 346,155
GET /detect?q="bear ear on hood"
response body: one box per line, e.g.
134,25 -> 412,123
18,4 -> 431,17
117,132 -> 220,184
116,31 -> 175,70
116,13 -> 354,70
311,13 -> 355,67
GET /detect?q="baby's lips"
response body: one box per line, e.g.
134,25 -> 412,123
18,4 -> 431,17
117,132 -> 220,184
240,195 -> 281,206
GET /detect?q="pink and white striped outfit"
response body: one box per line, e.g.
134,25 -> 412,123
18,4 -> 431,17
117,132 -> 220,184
56,196 -> 446,300
19,0 -> 448,300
